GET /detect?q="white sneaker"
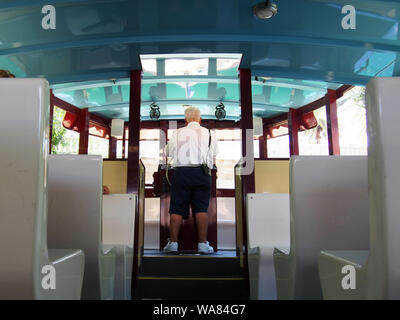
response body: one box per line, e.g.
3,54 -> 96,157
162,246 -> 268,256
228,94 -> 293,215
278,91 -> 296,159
163,240 -> 178,253
198,241 -> 214,254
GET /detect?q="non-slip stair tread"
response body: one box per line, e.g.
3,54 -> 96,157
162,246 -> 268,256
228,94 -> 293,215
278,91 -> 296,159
139,259 -> 244,278
136,278 -> 248,300
135,249 -> 249,299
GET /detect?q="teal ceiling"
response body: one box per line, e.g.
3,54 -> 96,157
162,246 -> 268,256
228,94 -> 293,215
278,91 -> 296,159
1,0 -> 399,120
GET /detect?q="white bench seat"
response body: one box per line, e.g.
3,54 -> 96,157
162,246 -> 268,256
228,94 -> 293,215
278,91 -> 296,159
274,156 -> 369,299
102,194 -> 136,299
246,193 -> 290,300
0,79 -> 84,299
318,77 -> 400,300
48,155 -> 116,300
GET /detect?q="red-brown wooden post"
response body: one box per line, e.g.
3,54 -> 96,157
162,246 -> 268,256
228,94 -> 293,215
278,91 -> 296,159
128,69 -> 142,300
78,108 -> 90,154
288,108 -> 299,156
326,89 -> 340,155
239,68 -> 255,299
258,121 -> 268,159
122,122 -> 127,159
108,134 -> 117,159
49,90 -> 55,154
239,68 -> 255,193
127,70 -> 142,194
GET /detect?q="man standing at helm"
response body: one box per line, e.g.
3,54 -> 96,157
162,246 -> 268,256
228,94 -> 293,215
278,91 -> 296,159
163,106 -> 218,254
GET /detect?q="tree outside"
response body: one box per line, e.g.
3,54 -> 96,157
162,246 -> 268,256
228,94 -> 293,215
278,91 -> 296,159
51,106 -> 67,154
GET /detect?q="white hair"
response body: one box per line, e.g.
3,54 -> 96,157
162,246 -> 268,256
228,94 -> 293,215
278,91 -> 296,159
184,106 -> 201,122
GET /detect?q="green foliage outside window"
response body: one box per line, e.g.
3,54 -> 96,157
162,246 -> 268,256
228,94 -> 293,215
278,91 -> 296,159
51,106 -> 67,154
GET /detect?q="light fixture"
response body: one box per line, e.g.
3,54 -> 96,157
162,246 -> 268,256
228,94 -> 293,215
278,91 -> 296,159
149,102 -> 160,120
253,1 -> 278,19
253,116 -> 263,137
215,102 -> 226,120
111,119 -> 124,138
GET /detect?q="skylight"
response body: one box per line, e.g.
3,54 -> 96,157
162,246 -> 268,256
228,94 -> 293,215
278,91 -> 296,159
139,53 -> 242,77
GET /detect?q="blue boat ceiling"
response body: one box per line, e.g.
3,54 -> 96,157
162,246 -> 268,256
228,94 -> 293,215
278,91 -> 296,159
0,0 -> 399,121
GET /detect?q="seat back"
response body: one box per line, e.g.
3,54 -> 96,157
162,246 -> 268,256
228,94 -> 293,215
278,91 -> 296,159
0,79 -> 50,299
103,194 -> 135,247
290,156 -> 369,299
366,77 -> 400,299
247,193 -> 290,250
47,154 -> 102,300
247,193 -> 290,299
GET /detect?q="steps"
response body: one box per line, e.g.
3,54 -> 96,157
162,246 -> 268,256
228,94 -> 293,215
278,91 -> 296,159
134,250 -> 249,300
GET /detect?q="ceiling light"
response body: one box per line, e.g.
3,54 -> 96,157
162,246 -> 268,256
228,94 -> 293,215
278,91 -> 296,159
253,1 -> 278,19
111,119 -> 124,138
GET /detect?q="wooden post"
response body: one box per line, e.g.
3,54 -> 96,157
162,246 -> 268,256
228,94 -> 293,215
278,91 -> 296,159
127,70 -> 142,194
122,122 -> 127,159
78,108 -> 90,154
128,69 -> 142,299
108,135 -> 117,159
288,108 -> 299,156
239,68 -> 254,299
326,89 -> 340,155
49,90 -> 54,154
258,122 -> 268,159
239,68 -> 255,194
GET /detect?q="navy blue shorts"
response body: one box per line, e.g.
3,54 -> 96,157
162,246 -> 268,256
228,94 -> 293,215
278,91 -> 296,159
169,167 -> 211,218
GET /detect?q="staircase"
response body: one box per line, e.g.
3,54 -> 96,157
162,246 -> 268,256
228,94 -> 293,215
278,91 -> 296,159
134,250 -> 249,300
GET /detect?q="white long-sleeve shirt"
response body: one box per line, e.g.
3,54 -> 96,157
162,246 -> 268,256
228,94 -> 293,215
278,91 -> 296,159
166,122 -> 218,169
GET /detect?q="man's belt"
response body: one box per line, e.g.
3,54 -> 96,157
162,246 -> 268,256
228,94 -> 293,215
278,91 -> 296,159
175,165 -> 202,168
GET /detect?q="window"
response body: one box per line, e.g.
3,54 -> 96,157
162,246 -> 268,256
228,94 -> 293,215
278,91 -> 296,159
51,106 -> 79,155
267,135 -> 290,158
299,106 -> 329,156
337,86 -> 367,155
140,140 -> 160,184
215,130 -> 241,189
88,135 -> 109,158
